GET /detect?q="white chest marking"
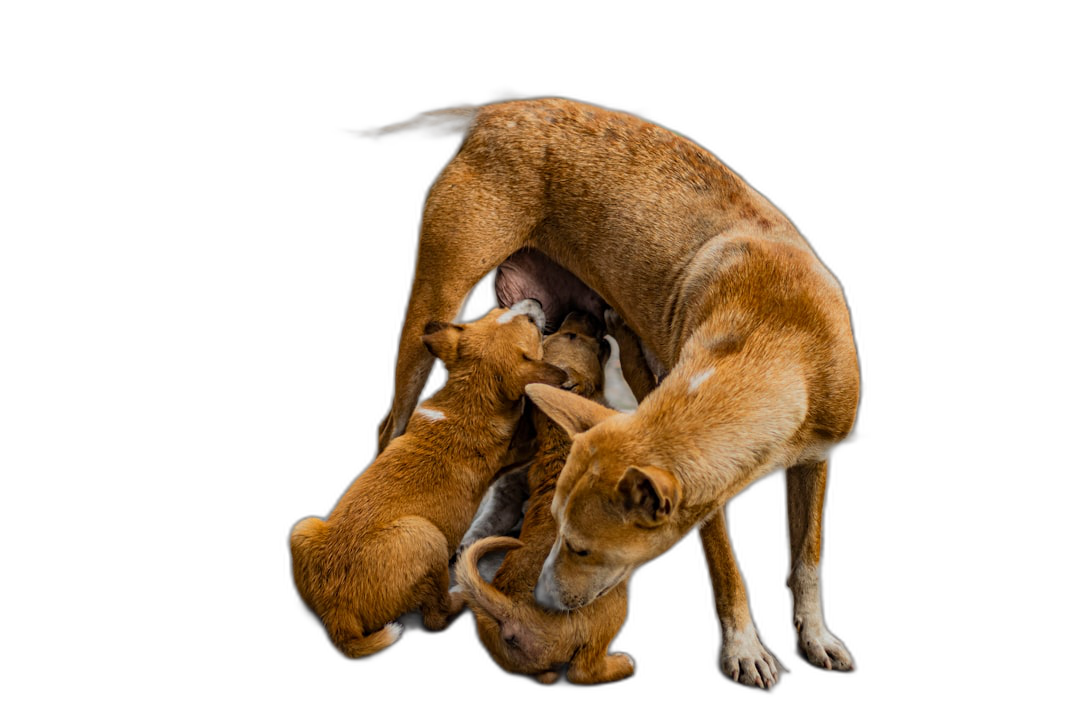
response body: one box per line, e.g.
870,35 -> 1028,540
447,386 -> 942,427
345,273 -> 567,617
688,368 -> 714,393
417,406 -> 445,421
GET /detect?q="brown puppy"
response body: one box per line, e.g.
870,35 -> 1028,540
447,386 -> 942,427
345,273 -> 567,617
457,312 -> 633,684
375,98 -> 859,686
290,300 -> 567,658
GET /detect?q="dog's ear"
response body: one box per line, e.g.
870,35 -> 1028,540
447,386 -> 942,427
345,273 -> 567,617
525,361 -> 569,389
617,466 -> 680,527
421,321 -> 463,362
525,383 -> 618,437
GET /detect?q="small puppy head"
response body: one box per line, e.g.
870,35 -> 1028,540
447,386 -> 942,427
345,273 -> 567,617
525,384 -> 683,611
541,311 -> 610,398
422,299 -> 568,404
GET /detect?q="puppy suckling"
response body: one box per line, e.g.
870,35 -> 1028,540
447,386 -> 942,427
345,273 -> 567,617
290,300 -> 566,658
456,312 -> 635,684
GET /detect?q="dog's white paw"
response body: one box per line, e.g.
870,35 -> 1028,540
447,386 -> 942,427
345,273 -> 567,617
720,628 -> 783,689
796,621 -> 854,671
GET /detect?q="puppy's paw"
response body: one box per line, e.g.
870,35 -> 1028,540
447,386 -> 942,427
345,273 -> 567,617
797,621 -> 854,671
455,531 -> 484,561
720,628 -> 783,689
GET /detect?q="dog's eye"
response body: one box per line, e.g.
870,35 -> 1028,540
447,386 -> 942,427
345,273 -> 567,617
565,332 -> 577,341
564,539 -> 589,557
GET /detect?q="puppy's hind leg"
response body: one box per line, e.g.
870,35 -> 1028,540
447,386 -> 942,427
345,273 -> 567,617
384,516 -> 464,631
566,643 -> 635,685
786,459 -> 854,670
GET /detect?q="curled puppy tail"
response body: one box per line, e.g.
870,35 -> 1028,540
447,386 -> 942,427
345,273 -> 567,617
456,536 -> 524,619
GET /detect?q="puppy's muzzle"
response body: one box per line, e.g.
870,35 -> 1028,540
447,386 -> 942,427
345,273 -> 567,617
504,298 -> 546,331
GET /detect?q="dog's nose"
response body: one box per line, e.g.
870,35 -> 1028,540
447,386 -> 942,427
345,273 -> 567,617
533,578 -> 557,608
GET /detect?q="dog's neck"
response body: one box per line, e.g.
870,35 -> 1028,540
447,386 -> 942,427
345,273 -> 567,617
630,333 -> 803,529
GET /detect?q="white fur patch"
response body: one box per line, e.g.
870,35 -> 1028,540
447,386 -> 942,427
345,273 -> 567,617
498,299 -> 545,327
416,406 -> 445,421
688,368 -> 714,392
497,307 -> 525,324
385,622 -> 404,641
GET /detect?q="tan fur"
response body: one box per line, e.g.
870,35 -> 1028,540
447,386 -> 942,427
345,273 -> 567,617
378,98 -> 859,684
456,314 -> 632,684
290,303 -> 567,658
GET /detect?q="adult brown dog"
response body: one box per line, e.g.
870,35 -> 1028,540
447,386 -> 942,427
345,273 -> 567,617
376,98 -> 859,686
290,300 -> 566,657
456,312 -> 633,685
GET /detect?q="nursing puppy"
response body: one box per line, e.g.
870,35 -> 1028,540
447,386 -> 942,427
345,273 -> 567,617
290,300 -> 567,658
457,312 -> 633,684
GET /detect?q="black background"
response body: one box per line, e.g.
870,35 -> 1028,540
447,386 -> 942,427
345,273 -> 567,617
230,46 -> 972,716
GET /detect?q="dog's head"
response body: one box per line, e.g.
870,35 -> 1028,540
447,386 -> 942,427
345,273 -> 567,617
541,311 -> 610,399
524,384 -> 683,611
421,299 -> 568,403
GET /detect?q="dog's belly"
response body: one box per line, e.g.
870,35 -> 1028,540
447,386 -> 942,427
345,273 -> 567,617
495,249 -> 670,376
495,249 -> 607,331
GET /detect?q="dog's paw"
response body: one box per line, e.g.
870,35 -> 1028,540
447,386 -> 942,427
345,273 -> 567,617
720,628 -> 783,689
796,621 -> 854,671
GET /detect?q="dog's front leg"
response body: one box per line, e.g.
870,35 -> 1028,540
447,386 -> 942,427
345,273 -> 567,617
377,162 -> 534,453
786,459 -> 854,670
700,510 -> 782,689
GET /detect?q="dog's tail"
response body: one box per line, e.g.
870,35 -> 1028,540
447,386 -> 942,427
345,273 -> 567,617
360,105 -> 479,138
456,536 -> 524,618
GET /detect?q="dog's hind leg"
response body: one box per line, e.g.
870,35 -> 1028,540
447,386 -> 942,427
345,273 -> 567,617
377,159 -> 537,453
786,459 -> 854,670
700,510 -> 782,689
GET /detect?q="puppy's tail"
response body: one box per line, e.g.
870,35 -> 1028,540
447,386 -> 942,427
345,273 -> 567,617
359,105 -> 479,138
325,608 -> 404,659
456,536 -> 524,618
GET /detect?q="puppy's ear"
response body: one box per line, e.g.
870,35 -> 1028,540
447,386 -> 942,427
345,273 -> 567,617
525,361 -> 569,389
421,322 -> 463,362
525,383 -> 618,437
597,336 -> 612,368
617,466 -> 680,527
